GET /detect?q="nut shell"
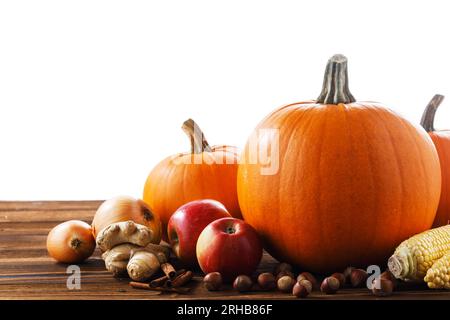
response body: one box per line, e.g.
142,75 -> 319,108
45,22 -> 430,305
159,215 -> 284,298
292,281 -> 311,298
372,278 -> 394,297
297,272 -> 318,290
343,266 -> 355,284
276,270 -> 295,281
204,272 -> 223,291
320,277 -> 340,294
277,275 -> 296,293
233,275 -> 253,292
257,272 -> 276,291
297,279 -> 312,294
380,270 -> 398,289
350,269 -> 368,288
331,272 -> 346,288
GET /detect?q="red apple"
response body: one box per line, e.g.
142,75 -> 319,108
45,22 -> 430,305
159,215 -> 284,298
167,199 -> 231,266
196,217 -> 263,282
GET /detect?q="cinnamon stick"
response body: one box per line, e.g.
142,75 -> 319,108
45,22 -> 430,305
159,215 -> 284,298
150,269 -> 186,288
167,270 -> 193,288
129,281 -> 190,294
161,262 -> 176,279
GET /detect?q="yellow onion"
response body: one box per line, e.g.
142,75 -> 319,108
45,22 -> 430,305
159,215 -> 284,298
91,195 -> 161,244
47,220 -> 96,263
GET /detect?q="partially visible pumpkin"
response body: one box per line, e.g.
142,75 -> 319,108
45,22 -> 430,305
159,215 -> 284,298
143,119 -> 240,239
421,94 -> 450,227
237,54 -> 441,273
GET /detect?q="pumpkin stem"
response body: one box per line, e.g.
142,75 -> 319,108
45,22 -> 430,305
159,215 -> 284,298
420,94 -> 445,132
182,119 -> 212,154
317,54 -> 356,104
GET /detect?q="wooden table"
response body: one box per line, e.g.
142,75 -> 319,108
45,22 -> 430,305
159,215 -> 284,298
1,201 -> 449,300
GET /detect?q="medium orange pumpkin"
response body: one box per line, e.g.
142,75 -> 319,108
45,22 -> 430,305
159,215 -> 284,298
421,94 -> 450,227
237,54 -> 441,273
143,119 -> 241,239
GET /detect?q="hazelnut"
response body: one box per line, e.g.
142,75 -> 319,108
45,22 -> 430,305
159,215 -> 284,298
233,275 -> 253,292
350,269 -> 368,288
257,272 -> 276,291
330,272 -> 346,288
297,279 -> 312,294
380,270 -> 398,289
274,262 -> 293,275
277,275 -> 296,293
203,272 -> 222,291
292,280 -> 312,298
297,272 -> 318,290
320,276 -> 340,294
276,270 -> 295,281
372,277 -> 394,297
343,266 -> 354,285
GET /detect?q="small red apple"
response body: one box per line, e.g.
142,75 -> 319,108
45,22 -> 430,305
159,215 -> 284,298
167,199 -> 231,266
196,217 -> 263,282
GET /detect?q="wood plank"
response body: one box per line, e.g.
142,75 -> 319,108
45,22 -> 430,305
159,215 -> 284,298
0,201 -> 449,300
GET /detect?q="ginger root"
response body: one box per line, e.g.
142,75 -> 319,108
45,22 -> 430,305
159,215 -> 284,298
133,243 -> 171,263
96,220 -> 154,252
127,244 -> 171,281
101,242 -> 171,279
98,220 -> 171,279
102,243 -> 140,277
127,251 -> 161,281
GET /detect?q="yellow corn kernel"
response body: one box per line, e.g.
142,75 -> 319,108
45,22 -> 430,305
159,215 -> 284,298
424,252 -> 450,289
388,225 -> 450,281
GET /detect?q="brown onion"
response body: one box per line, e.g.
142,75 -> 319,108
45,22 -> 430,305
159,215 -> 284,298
47,220 -> 96,263
91,196 -> 161,243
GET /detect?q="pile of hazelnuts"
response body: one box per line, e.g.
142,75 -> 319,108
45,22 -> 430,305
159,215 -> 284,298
202,263 -> 397,298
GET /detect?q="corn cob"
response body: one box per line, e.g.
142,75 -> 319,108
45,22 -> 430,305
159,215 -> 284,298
388,225 -> 450,281
424,252 -> 450,289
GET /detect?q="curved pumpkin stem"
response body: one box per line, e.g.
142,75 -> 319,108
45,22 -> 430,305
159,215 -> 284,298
317,54 -> 356,104
182,119 -> 212,154
420,94 -> 445,132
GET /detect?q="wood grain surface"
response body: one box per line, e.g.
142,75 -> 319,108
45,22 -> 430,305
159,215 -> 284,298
0,201 -> 449,300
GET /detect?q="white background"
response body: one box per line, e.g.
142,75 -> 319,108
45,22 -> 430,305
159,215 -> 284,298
1,0 -> 450,200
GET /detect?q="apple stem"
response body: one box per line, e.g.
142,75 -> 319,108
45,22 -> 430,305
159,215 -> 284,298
226,227 -> 235,234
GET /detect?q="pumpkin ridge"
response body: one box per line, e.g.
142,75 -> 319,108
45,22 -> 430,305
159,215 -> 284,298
256,107 -> 291,261
430,134 -> 450,227
166,163 -> 180,229
277,106 -> 317,263
372,108 -> 408,248
365,105 -> 405,256
322,105 -> 367,267
251,105 -> 310,263
341,104 -> 361,258
400,117 -> 436,227
208,158 -> 222,203
292,107 -> 329,267
180,161 -> 189,209
439,138 -> 450,225
349,106 -> 376,256
314,109 -> 332,267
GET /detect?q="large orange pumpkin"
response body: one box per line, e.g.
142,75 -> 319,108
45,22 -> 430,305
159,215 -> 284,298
237,54 -> 441,273
143,119 -> 241,239
421,94 -> 450,227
